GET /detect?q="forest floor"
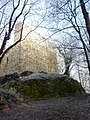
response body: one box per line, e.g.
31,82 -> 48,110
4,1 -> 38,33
0,94 -> 90,120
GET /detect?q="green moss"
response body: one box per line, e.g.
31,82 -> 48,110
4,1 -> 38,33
3,78 -> 85,100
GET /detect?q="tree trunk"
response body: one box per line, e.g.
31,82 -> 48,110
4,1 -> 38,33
80,0 -> 90,44
64,65 -> 70,76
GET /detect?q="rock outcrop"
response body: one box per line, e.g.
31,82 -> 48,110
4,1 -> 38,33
0,71 -> 85,101
0,72 -> 20,85
0,88 -> 18,110
20,71 -> 33,77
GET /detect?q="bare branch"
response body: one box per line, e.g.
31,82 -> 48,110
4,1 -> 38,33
0,0 -> 11,10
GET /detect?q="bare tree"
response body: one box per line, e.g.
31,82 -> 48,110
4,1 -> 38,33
44,0 -> 90,75
0,0 -> 40,64
53,36 -> 79,76
80,0 -> 90,44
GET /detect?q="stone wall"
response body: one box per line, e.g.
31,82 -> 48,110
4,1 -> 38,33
0,23 -> 58,74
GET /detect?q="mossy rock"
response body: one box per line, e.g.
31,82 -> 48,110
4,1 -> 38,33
20,71 -> 33,77
3,77 -> 85,101
0,72 -> 20,85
